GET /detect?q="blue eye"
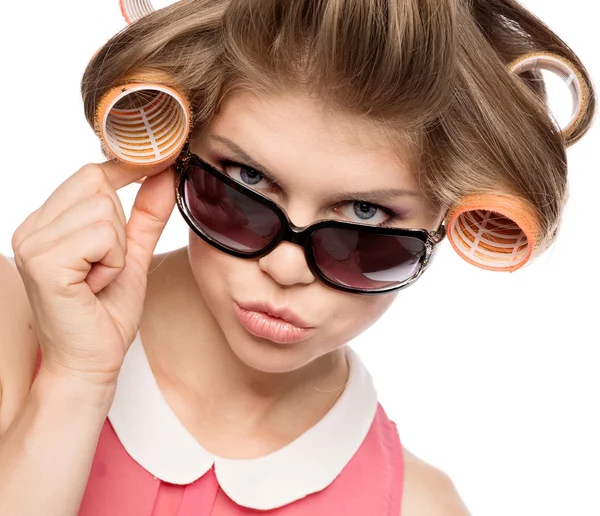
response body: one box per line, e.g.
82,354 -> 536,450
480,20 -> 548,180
354,202 -> 378,220
337,201 -> 399,227
239,167 -> 263,185
223,163 -> 271,190
216,156 -> 403,228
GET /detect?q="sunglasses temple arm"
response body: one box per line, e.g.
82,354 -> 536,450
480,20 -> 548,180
430,210 -> 449,245
175,143 -> 193,174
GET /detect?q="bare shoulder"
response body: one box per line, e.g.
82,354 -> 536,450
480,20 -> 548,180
145,248 -> 188,299
400,446 -> 471,516
0,254 -> 39,437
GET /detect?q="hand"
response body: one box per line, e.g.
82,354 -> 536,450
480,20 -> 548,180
11,161 -> 176,390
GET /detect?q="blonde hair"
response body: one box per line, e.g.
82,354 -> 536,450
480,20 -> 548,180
81,0 -> 596,253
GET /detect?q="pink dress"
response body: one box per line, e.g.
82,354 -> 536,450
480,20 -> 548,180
34,329 -> 404,515
8,254 -> 404,513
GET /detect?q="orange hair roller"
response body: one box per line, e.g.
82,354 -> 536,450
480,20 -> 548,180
94,71 -> 192,177
92,4 -> 190,178
445,52 -> 587,273
444,194 -> 541,273
92,4 -> 190,179
103,5 -> 586,275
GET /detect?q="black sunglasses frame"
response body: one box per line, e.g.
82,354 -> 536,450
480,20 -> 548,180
174,147 -> 447,295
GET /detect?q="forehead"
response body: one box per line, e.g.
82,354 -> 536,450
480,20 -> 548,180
201,90 -> 421,191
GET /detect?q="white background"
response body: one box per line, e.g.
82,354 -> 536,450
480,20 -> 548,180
0,1 -> 598,515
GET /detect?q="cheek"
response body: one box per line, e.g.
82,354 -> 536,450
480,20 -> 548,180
187,233 -> 230,294
187,233 -> 260,304
328,291 -> 398,340
188,231 -> 397,344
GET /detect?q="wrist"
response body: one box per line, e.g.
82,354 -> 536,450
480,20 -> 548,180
32,366 -> 117,415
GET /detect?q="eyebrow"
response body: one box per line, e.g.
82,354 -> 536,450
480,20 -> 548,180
209,134 -> 421,203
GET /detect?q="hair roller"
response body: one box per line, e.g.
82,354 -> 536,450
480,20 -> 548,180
508,51 -> 590,146
120,0 -> 180,24
444,52 -> 587,273
444,194 -> 541,273
94,71 -> 191,176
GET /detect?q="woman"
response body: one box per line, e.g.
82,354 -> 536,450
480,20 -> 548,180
0,0 -> 595,514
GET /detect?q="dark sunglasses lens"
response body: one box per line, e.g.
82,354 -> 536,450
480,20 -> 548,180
312,227 -> 426,290
183,164 -> 281,253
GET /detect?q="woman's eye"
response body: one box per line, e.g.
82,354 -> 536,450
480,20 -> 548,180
224,164 -> 270,190
337,201 -> 391,225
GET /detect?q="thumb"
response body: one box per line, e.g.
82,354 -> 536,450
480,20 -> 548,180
125,166 -> 176,274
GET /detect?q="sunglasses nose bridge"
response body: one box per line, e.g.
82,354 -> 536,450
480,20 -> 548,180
283,221 -> 312,248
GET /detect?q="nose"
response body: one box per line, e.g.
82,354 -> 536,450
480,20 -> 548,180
258,240 -> 316,287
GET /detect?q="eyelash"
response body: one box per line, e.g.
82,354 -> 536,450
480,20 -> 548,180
215,157 -> 404,228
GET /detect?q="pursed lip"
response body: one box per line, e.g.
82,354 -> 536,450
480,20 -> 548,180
235,300 -> 314,329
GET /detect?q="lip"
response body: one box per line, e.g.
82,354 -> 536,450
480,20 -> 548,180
233,301 -> 316,344
236,300 -> 314,329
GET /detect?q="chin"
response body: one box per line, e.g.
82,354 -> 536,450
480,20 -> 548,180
225,325 -> 321,374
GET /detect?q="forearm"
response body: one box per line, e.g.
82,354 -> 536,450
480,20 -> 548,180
0,370 -> 114,516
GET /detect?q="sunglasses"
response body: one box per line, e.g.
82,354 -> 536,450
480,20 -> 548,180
174,147 -> 447,295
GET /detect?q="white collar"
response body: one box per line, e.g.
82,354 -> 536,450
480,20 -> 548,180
108,332 -> 378,510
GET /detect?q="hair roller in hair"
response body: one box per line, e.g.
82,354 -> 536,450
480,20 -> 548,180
444,194 -> 541,273
444,52 -> 587,273
508,51 -> 590,146
120,0 -> 180,24
94,71 -> 191,176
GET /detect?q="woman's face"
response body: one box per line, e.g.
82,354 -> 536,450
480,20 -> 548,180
187,90 -> 442,373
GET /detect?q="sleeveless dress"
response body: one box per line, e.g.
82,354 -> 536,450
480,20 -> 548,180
36,332 -> 404,516
8,253 -> 406,515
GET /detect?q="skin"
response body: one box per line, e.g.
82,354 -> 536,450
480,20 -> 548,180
0,90 -> 470,515
141,89 -> 444,457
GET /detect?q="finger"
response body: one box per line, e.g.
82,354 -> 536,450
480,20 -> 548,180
27,219 -> 126,295
98,159 -> 150,191
198,170 -> 218,201
124,166 -> 176,274
223,202 -> 248,226
190,198 -> 211,226
19,193 -> 127,260
194,168 -> 206,197
14,164 -> 128,247
211,205 -> 230,227
218,176 -> 233,200
207,173 -> 219,199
